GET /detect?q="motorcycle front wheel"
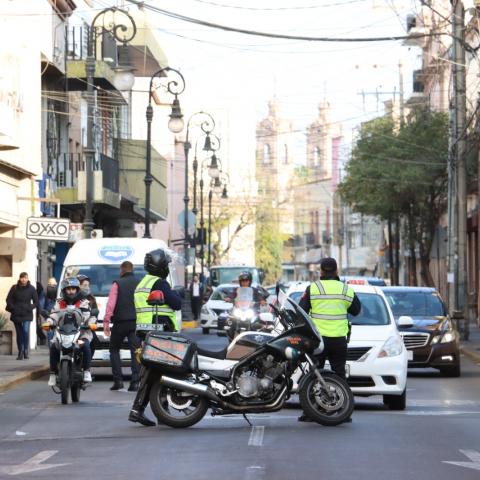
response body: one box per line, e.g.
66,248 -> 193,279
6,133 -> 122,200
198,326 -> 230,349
299,371 -> 354,426
149,382 -> 208,428
59,361 -> 70,405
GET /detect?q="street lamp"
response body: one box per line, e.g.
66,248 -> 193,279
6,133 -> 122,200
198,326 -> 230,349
144,67 -> 186,239
183,112 -> 216,283
84,7 -> 137,238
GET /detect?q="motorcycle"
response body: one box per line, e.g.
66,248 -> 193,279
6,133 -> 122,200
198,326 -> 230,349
42,306 -> 96,405
140,292 -> 354,428
218,287 -> 274,340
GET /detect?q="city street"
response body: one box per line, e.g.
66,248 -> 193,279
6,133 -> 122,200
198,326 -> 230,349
0,330 -> 479,480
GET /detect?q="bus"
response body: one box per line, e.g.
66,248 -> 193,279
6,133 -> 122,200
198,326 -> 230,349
209,265 -> 264,287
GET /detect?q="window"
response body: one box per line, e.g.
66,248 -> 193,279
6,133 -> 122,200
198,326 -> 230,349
348,293 -> 391,325
385,291 -> 446,317
313,146 -> 320,167
0,255 -> 12,277
283,144 -> 288,164
263,144 -> 271,164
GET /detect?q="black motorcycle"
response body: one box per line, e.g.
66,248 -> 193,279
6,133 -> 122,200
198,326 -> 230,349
140,294 -> 354,428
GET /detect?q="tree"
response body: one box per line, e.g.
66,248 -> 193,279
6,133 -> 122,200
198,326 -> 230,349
338,108 -> 448,286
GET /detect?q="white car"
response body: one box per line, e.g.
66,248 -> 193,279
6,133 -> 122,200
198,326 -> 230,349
200,284 -> 236,334
287,282 -> 408,410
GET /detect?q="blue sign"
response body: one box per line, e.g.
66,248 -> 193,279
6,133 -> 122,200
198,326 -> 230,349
98,245 -> 134,262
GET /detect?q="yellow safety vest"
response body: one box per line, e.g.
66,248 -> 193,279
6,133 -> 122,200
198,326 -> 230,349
134,274 -> 179,331
310,280 -> 354,338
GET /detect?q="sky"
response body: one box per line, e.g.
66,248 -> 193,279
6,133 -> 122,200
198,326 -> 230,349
113,0 -> 424,176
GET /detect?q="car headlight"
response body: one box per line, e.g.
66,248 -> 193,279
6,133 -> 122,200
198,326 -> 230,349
378,335 -> 404,358
431,331 -> 455,344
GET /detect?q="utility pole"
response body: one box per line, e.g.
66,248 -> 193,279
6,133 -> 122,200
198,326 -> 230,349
449,0 -> 468,338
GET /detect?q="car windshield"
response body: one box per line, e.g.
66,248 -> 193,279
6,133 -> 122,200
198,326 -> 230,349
348,293 -> 391,326
384,291 -> 445,317
289,291 -> 304,304
63,265 -> 146,297
210,286 -> 237,302
211,268 -> 259,285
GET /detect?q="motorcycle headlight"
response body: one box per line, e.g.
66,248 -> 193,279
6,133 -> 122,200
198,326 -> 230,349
378,335 -> 404,358
233,308 -> 242,318
245,309 -> 254,320
432,331 -> 455,344
60,334 -> 75,348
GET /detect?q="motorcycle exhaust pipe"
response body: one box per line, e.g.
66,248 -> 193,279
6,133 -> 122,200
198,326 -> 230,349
160,375 -> 224,404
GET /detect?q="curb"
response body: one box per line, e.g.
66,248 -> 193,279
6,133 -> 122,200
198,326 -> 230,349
460,345 -> 480,364
0,365 -> 50,394
182,321 -> 199,330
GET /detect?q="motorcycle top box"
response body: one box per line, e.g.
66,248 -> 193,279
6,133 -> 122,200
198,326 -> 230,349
141,332 -> 196,374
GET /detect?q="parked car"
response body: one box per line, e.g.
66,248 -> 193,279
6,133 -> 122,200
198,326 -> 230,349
382,287 -> 461,377
340,276 -> 388,286
200,284 -> 237,334
287,282 -> 408,409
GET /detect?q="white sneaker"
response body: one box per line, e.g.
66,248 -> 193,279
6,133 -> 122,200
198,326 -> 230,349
48,373 -> 56,387
83,371 -> 92,383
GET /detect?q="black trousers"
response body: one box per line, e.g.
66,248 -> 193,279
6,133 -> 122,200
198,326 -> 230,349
191,296 -> 201,320
109,320 -> 140,383
316,336 -> 348,379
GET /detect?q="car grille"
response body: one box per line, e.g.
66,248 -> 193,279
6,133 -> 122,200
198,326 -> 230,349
400,333 -> 430,349
212,309 -> 226,317
347,347 -> 371,361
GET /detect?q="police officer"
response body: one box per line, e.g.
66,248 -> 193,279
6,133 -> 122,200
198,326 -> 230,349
128,249 -> 182,427
234,271 -> 268,304
298,257 -> 361,422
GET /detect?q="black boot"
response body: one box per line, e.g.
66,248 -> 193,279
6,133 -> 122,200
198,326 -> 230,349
110,382 -> 124,391
128,381 -> 139,392
128,409 -> 156,427
23,350 -> 29,360
298,414 -> 313,423
16,350 -> 23,360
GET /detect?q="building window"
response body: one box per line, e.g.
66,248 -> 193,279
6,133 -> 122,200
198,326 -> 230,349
283,144 -> 288,164
313,146 -> 320,167
0,255 -> 12,277
263,144 -> 271,164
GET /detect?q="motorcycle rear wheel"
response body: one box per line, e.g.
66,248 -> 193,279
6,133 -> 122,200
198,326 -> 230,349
149,382 -> 208,428
299,371 -> 354,426
59,361 -> 70,405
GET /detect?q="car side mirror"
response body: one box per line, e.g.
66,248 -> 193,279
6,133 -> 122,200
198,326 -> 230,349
147,290 -> 165,306
398,315 -> 414,327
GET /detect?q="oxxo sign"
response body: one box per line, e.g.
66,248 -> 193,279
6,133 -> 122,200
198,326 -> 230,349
26,217 -> 70,241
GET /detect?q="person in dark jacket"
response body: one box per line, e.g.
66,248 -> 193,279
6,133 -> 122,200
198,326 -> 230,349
189,274 -> 203,321
6,272 -> 38,360
103,261 -> 141,392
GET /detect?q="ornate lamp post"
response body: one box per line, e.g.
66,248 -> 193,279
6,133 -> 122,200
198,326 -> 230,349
144,67 -> 185,239
84,7 -> 137,238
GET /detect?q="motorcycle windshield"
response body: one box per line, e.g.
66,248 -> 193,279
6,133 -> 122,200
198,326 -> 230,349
235,287 -> 254,309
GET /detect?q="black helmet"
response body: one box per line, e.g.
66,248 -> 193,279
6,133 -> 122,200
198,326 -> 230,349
77,274 -> 90,284
238,271 -> 252,284
61,277 -> 80,300
144,249 -> 171,278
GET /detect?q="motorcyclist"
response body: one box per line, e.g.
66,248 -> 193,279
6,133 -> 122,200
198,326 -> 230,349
128,249 -> 182,427
46,277 -> 96,387
232,271 -> 268,305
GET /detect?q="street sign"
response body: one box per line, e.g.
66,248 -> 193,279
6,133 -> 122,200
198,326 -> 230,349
26,217 -> 70,241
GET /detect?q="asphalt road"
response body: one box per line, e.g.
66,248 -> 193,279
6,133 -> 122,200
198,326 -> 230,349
0,329 -> 479,480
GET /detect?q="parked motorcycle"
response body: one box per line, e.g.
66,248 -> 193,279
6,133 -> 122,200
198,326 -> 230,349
140,293 -> 354,428
42,307 -> 96,405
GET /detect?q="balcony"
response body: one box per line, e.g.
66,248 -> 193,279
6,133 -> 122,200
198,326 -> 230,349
52,152 -> 121,208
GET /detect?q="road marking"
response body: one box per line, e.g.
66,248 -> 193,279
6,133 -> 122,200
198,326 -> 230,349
244,465 -> 266,480
248,426 -> 265,446
443,450 -> 480,471
0,450 -> 70,476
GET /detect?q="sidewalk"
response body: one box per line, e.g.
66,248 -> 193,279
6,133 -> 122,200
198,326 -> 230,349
0,346 -> 49,393
460,323 -> 480,364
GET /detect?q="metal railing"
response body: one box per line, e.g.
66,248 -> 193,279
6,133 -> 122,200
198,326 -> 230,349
67,25 -> 118,64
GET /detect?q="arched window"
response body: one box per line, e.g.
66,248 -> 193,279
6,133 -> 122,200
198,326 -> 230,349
283,144 -> 288,164
313,146 -> 320,167
263,144 -> 271,164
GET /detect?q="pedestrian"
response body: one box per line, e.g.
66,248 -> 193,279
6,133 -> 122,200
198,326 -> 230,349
103,261 -> 141,392
189,274 -> 203,321
128,249 -> 182,427
298,257 -> 361,422
42,277 -> 58,346
5,272 -> 38,360
36,281 -> 46,344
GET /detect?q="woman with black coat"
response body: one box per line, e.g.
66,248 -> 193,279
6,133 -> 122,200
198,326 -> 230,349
6,272 -> 38,359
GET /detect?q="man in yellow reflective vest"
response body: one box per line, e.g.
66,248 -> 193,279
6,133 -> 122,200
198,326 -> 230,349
128,248 -> 182,427
298,257 -> 361,422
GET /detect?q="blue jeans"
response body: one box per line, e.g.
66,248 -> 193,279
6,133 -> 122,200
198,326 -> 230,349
14,321 -> 30,353
49,339 -> 92,373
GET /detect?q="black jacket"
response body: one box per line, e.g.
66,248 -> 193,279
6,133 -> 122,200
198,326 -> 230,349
6,281 -> 38,324
151,279 -> 182,311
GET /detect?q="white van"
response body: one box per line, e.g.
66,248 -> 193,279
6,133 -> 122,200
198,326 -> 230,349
60,238 -> 183,365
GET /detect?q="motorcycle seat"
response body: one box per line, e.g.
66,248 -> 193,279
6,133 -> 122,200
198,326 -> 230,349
196,345 -> 228,360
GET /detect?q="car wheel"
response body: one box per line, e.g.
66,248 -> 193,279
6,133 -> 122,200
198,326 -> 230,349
202,328 -> 210,335
383,388 -> 406,411
440,363 -> 461,377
